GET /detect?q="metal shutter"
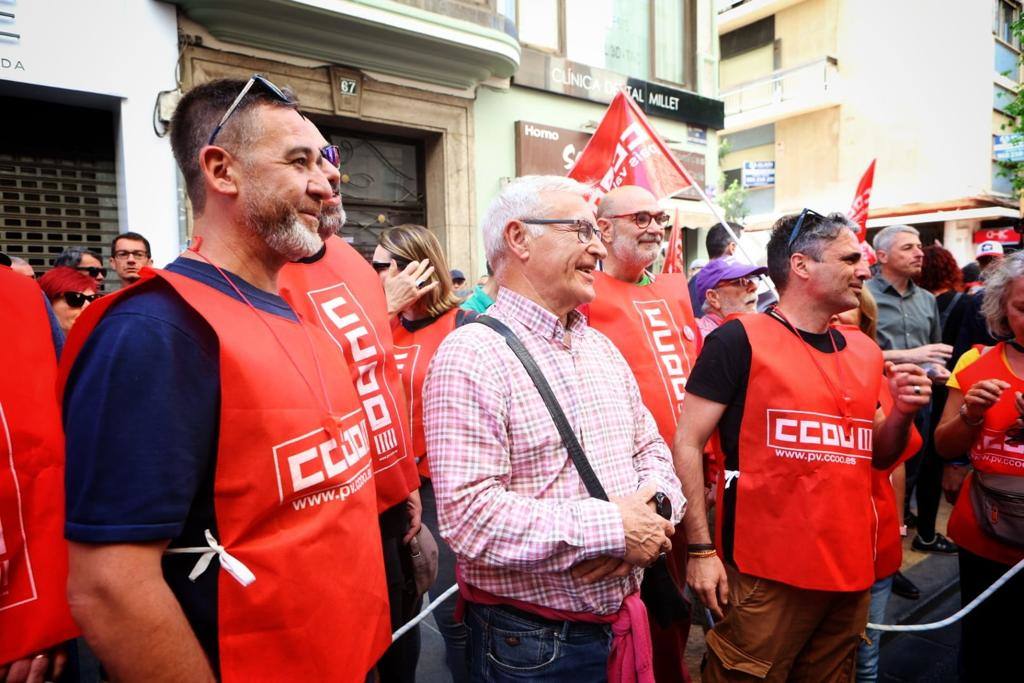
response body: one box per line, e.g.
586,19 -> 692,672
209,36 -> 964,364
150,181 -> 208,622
0,152 -> 120,276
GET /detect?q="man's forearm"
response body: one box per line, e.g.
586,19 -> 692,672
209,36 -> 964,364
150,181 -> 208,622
874,409 -> 913,470
69,548 -> 215,683
882,348 -> 914,364
673,443 -> 712,544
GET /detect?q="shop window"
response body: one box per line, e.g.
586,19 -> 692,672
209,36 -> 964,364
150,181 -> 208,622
994,83 -> 1015,113
327,131 -> 426,260
518,0 -> 695,88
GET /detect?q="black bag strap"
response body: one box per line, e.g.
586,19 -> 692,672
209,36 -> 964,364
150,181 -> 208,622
939,291 -> 963,330
475,315 -> 609,501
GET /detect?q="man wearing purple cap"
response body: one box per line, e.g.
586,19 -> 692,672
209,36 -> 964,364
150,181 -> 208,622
694,256 -> 767,339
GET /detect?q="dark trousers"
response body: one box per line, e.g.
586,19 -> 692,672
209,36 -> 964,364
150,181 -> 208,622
419,477 -> 469,683
376,502 -> 422,683
464,602 -> 611,682
958,548 -> 1024,681
905,404 -> 944,539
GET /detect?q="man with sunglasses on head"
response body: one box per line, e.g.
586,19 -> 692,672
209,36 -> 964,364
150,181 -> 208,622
424,175 -> 683,681
60,77 -> 390,682
673,210 -> 931,681
580,184 -> 699,683
693,256 -> 767,339
54,246 -> 107,292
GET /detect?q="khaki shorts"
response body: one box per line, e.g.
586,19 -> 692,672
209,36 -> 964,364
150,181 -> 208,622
702,565 -> 870,682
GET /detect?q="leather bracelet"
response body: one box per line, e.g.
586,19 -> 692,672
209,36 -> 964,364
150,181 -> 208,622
687,543 -> 716,552
959,403 -> 984,427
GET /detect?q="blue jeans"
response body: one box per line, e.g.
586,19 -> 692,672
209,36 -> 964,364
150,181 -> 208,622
464,602 -> 611,682
855,575 -> 893,683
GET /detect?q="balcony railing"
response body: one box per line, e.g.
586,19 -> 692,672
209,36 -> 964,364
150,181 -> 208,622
720,56 -> 838,120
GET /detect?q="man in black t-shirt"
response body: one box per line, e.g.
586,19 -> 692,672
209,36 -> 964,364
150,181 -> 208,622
673,211 -> 930,682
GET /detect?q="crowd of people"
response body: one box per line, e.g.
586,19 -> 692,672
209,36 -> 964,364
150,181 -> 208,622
3,75 -> 1022,683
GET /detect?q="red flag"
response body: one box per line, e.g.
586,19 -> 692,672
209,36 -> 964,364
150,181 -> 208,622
848,159 -> 876,242
568,90 -> 695,201
662,208 -> 684,274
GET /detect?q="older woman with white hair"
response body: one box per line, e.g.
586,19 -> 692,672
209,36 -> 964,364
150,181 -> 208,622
934,251 -> 1024,681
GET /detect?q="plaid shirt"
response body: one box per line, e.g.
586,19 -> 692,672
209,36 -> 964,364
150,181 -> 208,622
423,288 -> 684,615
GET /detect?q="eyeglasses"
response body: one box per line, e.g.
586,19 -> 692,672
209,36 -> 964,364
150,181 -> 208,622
113,250 -> 149,260
208,74 -> 295,146
61,291 -> 98,308
76,266 -> 107,279
371,256 -> 413,273
521,218 -> 598,243
715,277 -> 755,290
606,211 -> 671,229
786,208 -> 828,251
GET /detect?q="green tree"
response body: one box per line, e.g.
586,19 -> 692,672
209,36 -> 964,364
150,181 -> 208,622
715,138 -> 749,221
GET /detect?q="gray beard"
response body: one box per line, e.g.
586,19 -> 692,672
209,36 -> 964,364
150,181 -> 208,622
244,189 -> 336,261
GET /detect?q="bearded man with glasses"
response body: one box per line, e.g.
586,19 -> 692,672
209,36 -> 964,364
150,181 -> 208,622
60,76 -> 389,682
674,210 -> 931,681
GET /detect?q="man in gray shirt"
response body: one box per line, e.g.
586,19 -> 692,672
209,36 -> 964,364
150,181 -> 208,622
867,224 -> 956,558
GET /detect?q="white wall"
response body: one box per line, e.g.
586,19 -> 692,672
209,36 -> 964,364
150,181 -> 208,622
0,0 -> 182,265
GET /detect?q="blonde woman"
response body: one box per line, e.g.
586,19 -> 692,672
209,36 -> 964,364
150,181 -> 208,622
374,224 -> 475,682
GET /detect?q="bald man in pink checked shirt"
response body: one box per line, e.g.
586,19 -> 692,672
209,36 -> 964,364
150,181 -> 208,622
423,175 -> 685,682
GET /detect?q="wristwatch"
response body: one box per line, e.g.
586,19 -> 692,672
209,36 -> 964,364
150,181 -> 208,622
652,491 -> 672,521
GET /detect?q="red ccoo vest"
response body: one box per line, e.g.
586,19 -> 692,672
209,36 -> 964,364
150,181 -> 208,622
392,308 -> 460,477
0,268 -> 78,665
718,315 -> 882,591
280,235 -> 419,512
948,344 -> 1024,565
59,268 -> 391,681
587,271 -> 700,446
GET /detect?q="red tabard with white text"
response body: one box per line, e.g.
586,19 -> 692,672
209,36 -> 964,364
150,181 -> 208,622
0,268 -> 78,665
720,315 -> 882,591
587,272 -> 700,446
280,235 -> 419,512
392,308 -> 459,478
59,269 -> 391,681
948,344 -> 1024,565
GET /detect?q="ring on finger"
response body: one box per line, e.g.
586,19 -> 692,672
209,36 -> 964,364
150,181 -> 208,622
914,385 -> 922,395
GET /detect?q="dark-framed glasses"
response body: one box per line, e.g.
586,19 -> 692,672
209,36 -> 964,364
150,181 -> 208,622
786,208 -> 828,251
113,250 -> 149,261
607,211 -> 671,229
208,74 -> 294,146
61,291 -> 98,308
521,218 -> 597,243
76,266 -> 107,278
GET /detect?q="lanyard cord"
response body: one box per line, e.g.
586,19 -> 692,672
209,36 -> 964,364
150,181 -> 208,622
187,238 -> 335,418
769,306 -> 853,426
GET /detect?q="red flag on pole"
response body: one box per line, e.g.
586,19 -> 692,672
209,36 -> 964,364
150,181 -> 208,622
568,90 -> 696,201
848,159 -> 876,242
662,208 -> 684,274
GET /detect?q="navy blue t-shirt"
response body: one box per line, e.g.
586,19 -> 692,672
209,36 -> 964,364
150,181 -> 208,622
62,256 -> 297,674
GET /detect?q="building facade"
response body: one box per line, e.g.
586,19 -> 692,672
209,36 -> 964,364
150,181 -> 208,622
717,0 -> 1020,263
0,0 -> 180,275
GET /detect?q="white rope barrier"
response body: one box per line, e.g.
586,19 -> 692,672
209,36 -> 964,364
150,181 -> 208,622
867,556 -> 1024,632
392,583 -> 460,642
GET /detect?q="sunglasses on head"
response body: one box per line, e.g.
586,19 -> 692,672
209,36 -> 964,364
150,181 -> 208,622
61,291 -> 98,308
786,208 -> 830,252
76,265 -> 107,278
207,74 -> 343,170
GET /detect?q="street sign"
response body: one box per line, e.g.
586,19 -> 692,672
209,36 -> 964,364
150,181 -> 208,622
994,134 -> 1024,162
742,160 -> 775,188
